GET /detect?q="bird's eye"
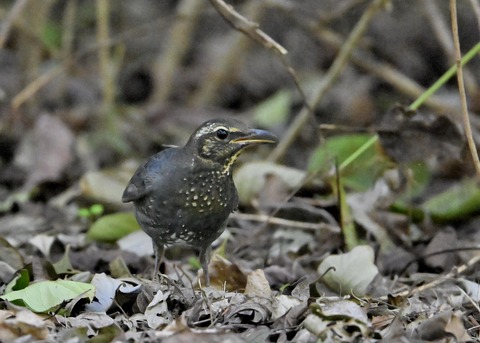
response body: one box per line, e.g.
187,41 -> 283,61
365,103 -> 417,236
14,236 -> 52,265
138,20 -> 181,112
216,128 -> 229,140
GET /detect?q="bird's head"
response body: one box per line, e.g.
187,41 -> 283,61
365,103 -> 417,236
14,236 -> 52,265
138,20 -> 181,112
185,118 -> 278,173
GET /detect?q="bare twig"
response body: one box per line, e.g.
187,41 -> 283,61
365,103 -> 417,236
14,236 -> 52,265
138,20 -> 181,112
206,0 -> 312,112
423,0 -> 454,60
96,0 -> 115,112
269,0 -> 389,162
381,253 -> 480,300
423,0 -> 478,99
450,0 -> 480,174
0,0 -> 30,49
12,67 -> 64,110
230,212 -> 340,232
12,17 -> 170,109
311,26 -> 459,114
468,0 -> 480,35
190,1 -> 264,106
61,0 -> 77,64
208,0 -> 287,55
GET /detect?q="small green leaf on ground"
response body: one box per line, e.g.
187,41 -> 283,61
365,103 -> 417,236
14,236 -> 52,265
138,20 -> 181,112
1,280 -> 95,313
308,134 -> 390,191
87,212 -> 140,243
422,179 -> 480,223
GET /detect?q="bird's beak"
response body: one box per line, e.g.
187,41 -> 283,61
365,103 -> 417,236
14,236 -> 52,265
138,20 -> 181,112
231,128 -> 278,145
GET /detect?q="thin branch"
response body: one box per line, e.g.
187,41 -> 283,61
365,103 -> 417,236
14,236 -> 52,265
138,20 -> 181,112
468,0 -> 480,36
450,0 -> 480,174
380,253 -> 480,300
154,0 -> 204,103
12,17 -> 170,109
96,0 -> 115,112
0,0 -> 30,49
230,212 -> 340,232
409,42 -> 480,111
208,0 -> 287,55
206,0 -> 312,112
269,0 -> 389,162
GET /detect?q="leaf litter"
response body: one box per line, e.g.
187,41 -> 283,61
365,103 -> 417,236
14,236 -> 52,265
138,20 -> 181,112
1,0 -> 480,342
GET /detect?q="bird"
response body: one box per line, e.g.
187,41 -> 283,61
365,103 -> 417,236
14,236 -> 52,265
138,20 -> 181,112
121,118 -> 278,286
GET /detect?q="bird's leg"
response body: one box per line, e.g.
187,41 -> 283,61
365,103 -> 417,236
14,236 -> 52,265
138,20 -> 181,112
199,245 -> 212,287
152,242 -> 165,282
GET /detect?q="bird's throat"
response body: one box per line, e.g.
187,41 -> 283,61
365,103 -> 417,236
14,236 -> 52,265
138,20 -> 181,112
222,149 -> 243,175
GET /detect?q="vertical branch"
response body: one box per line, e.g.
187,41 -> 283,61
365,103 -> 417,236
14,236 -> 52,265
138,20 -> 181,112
96,0 -> 115,113
450,0 -> 480,174
0,0 -> 30,49
61,0 -> 77,64
154,0 -> 204,103
190,0 -> 266,106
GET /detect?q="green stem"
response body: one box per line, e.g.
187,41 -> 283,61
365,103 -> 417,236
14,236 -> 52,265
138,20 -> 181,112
409,42 -> 480,110
339,135 -> 378,172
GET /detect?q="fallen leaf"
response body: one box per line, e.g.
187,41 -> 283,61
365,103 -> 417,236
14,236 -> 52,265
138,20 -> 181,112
87,212 -> 140,243
318,245 -> 379,296
1,279 -> 95,313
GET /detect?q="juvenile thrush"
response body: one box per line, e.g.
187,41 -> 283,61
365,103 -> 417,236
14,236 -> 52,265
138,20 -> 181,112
122,118 -> 277,285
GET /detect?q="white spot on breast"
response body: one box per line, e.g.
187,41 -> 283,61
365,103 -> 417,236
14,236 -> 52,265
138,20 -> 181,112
193,195 -> 198,200
192,202 -> 197,207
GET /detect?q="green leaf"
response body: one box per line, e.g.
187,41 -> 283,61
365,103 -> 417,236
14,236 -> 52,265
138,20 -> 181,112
42,22 -> 62,51
253,90 -> 291,127
308,134 -> 390,191
90,204 -> 105,216
52,245 -> 75,275
1,280 -> 95,313
87,212 -> 140,243
422,179 -> 480,222
5,268 -> 30,294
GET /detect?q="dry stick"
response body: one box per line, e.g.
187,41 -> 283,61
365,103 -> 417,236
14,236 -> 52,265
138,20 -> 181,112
191,1 -> 264,106
12,18 -> 170,110
230,212 -> 340,232
424,0 -> 455,59
0,0 -> 30,49
96,0 -> 115,113
61,0 -> 77,63
469,0 -> 480,35
154,0 -> 204,103
269,0 -> 389,163
450,0 -> 480,175
424,0 -> 478,97
12,67 -> 63,110
208,0 -> 287,55
312,26 -> 458,114
206,0 -> 312,112
380,254 -> 480,301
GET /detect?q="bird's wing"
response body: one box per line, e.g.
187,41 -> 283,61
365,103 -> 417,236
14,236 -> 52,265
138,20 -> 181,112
121,149 -> 177,203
